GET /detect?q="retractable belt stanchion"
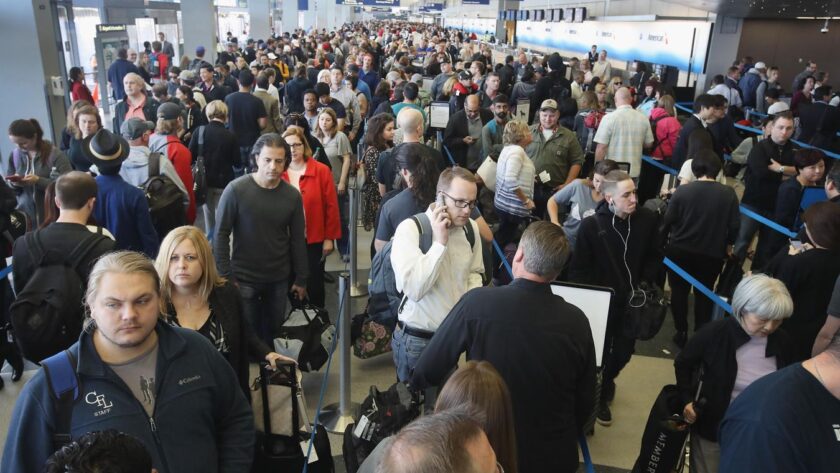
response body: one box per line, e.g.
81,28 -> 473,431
319,272 -> 359,433
348,166 -> 368,297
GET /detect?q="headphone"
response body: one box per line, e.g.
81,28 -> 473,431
610,199 -> 647,308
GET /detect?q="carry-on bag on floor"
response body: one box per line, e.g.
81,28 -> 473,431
342,382 -> 422,473
274,301 -> 336,372
631,384 -> 690,473
251,362 -> 334,473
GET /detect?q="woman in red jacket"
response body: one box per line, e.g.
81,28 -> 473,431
281,127 -> 341,307
638,94 -> 682,204
69,67 -> 94,104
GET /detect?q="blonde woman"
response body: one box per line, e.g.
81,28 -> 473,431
155,226 -> 292,397
494,120 -> 535,248
313,107 -> 352,259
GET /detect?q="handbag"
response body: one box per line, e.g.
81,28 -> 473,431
274,301 -> 336,372
593,216 -> 668,340
715,255 -> 744,301
476,156 -> 497,192
351,312 -> 392,359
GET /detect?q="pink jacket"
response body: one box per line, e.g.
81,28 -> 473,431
649,107 -> 681,160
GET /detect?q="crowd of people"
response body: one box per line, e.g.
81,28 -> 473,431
1,19 -> 839,473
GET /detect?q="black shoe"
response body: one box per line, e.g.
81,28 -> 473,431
673,331 -> 688,349
596,402 -> 613,426
323,271 -> 336,283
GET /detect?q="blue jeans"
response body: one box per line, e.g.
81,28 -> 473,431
239,145 -> 253,175
237,280 -> 289,347
337,192 -> 350,256
391,325 -> 431,383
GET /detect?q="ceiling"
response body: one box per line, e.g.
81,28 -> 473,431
666,0 -> 840,18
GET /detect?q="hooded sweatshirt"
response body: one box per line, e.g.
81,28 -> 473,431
649,107 -> 681,159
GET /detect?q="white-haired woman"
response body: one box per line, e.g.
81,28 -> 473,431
494,119 -> 535,248
674,274 -> 796,473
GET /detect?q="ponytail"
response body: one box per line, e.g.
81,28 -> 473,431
8,118 -> 52,158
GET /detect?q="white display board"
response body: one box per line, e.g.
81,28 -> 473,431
515,20 -> 712,73
550,282 -> 612,367
430,101 -> 450,129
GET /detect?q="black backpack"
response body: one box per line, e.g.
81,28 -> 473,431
9,231 -> 104,362
142,152 -> 187,240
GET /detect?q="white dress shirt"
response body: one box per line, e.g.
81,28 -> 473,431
391,207 -> 484,332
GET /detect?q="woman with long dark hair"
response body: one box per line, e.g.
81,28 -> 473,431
360,114 -> 395,231
175,85 -> 205,143
68,67 -> 94,104
373,142 -> 441,252
6,118 -> 72,224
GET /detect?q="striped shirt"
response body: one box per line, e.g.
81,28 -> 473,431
593,105 -> 654,178
495,144 -> 536,217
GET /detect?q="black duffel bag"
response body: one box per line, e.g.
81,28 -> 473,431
273,301 -> 335,372
623,283 -> 668,341
631,385 -> 690,473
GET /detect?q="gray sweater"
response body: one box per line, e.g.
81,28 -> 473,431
214,175 -> 309,285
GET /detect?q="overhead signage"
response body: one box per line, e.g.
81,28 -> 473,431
96,24 -> 127,33
463,0 -> 490,4
298,0 -> 308,11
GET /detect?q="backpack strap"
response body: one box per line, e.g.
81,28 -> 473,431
148,152 -> 162,178
411,212 -> 475,253
66,232 -> 107,273
41,350 -> 80,451
24,231 -> 46,266
411,213 -> 434,254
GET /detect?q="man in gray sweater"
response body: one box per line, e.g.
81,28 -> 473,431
214,133 -> 308,345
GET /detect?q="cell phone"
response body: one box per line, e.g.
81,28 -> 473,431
436,192 -> 446,210
790,239 -> 803,251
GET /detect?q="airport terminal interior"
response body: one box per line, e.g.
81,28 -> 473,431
2,0 -> 840,472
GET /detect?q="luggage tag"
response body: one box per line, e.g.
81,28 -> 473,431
353,415 -> 371,440
538,170 -> 551,184
300,439 -> 319,463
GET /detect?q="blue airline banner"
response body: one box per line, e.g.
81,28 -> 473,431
462,0 -> 490,4
298,0 -> 308,10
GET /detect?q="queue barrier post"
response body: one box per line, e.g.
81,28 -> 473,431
319,272 -> 359,433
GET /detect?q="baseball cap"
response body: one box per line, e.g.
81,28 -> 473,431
157,102 -> 182,120
754,61 -> 767,70
386,71 -> 402,83
767,101 -> 790,115
120,118 -> 155,140
196,46 -> 205,55
458,70 -> 473,81
178,70 -> 196,81
267,52 -> 277,60
540,99 -> 558,111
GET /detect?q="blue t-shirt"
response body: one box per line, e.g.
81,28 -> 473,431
719,363 -> 840,473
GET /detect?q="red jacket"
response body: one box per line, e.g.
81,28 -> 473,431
71,81 -> 94,104
282,159 -> 341,244
151,133 -> 196,223
649,107 -> 681,160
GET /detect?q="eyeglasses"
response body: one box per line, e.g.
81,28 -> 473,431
288,142 -> 304,148
440,191 -> 476,209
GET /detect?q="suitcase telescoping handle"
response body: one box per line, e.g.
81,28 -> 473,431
258,361 -> 301,439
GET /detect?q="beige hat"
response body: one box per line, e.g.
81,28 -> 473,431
767,102 -> 790,115
540,99 -> 558,110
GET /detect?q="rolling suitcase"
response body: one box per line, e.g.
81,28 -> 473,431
251,362 -> 334,473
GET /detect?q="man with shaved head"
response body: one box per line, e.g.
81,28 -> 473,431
443,94 -> 493,170
594,87 -> 654,181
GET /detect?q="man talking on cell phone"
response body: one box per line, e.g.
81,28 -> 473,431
389,167 -> 485,384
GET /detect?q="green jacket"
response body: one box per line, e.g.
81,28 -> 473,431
525,125 -> 585,188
